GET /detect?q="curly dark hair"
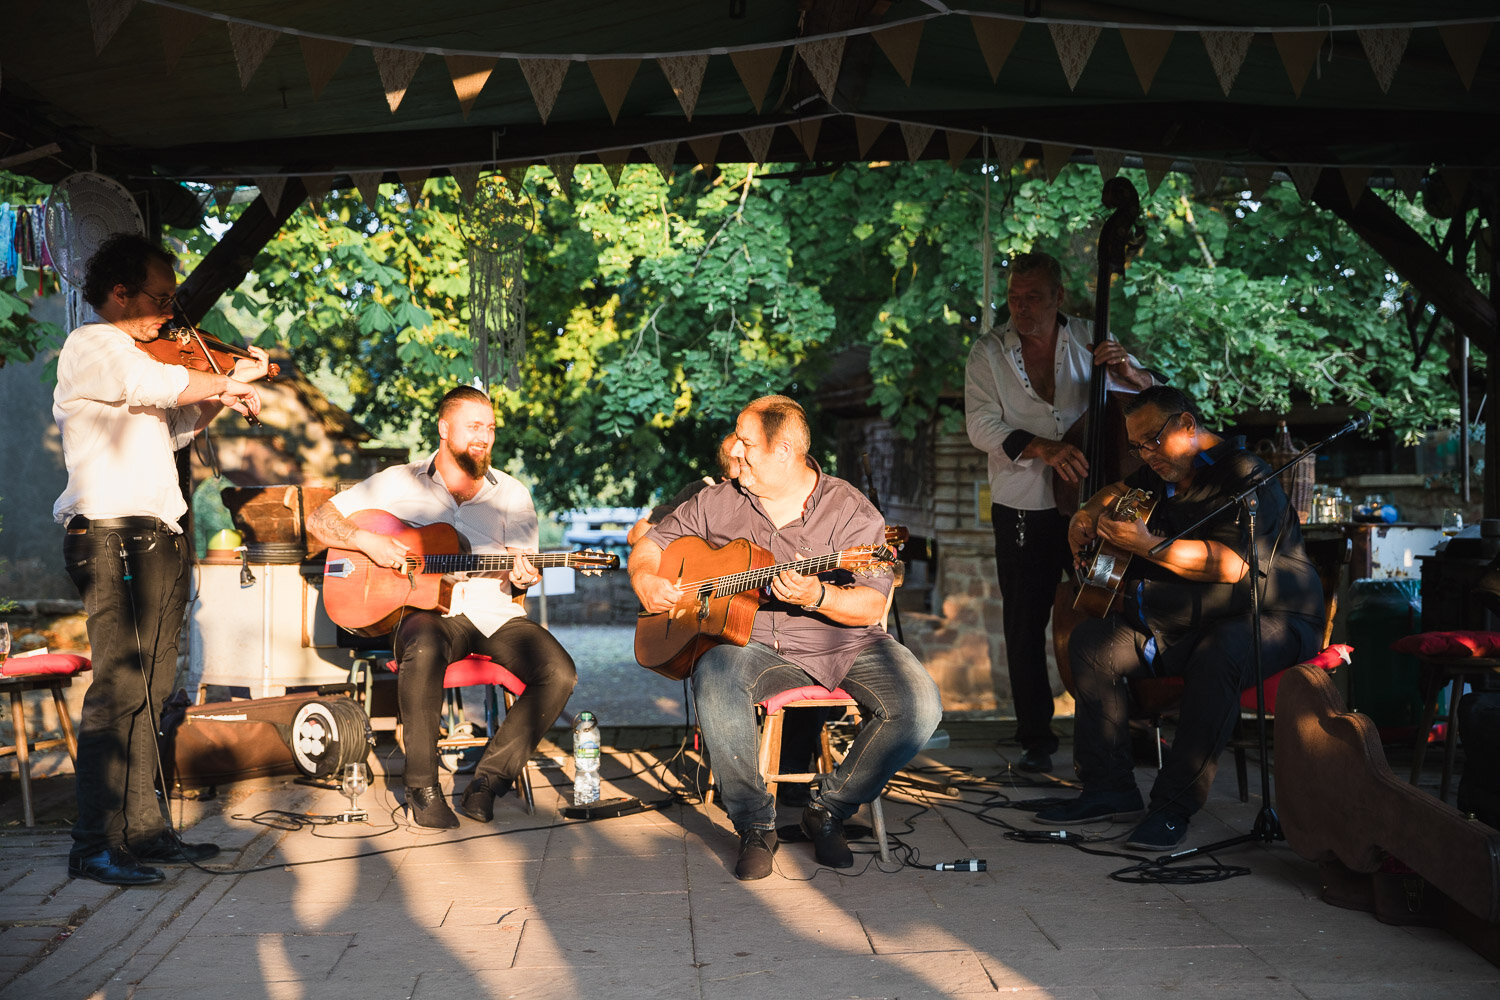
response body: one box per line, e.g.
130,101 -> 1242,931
82,233 -> 175,309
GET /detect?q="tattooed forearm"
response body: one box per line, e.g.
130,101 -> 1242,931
307,503 -> 358,546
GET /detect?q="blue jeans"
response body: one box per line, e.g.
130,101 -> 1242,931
692,638 -> 942,831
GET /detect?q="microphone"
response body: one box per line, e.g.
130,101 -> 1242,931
934,859 -> 987,871
1332,413 -> 1372,439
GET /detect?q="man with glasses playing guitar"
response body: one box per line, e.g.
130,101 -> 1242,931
630,395 -> 942,880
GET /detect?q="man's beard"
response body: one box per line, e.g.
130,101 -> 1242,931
451,443 -> 490,478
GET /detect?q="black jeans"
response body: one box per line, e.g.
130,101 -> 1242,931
990,503 -> 1069,754
392,612 -> 576,788
1069,611 -> 1319,816
64,521 -> 190,860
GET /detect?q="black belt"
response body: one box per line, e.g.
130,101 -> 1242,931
67,515 -> 175,534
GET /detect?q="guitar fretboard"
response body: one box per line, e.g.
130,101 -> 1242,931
420,552 -> 588,575
694,548 -> 890,598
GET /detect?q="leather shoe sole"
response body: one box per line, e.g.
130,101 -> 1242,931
69,850 -> 165,887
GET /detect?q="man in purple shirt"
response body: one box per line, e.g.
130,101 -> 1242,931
630,395 -> 942,880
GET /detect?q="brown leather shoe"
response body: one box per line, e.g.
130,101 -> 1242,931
734,828 -> 778,880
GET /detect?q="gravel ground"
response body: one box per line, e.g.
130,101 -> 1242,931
550,623 -> 690,727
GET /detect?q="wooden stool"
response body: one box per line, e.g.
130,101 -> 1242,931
757,685 -> 891,862
1,653 -> 91,826
388,655 -> 537,814
1391,631 -> 1500,801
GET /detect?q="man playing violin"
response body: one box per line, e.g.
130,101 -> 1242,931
1034,385 -> 1323,851
630,395 -> 941,880
54,233 -> 270,886
306,386 -> 576,829
964,251 -> 1154,774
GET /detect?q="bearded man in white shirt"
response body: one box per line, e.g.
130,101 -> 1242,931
964,251 -> 1153,773
306,386 -> 576,829
55,233 -> 268,886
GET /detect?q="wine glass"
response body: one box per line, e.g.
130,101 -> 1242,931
1441,508 -> 1465,538
341,762 -> 369,817
0,623 -> 9,669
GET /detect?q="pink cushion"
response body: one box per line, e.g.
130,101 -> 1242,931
1,652 -> 91,678
385,653 -> 525,694
760,685 -> 856,716
1390,631 -> 1500,658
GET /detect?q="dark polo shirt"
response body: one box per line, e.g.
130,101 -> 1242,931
644,458 -> 895,688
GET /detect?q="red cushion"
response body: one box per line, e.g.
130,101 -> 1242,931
385,653 -> 525,694
760,685 -> 856,716
1241,644 -> 1351,711
1390,631 -> 1500,658
0,652 -> 92,678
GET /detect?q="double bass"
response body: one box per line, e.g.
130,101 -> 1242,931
1051,177 -> 1147,689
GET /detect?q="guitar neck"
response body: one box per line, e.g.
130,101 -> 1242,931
420,552 -> 580,575
705,550 -> 859,598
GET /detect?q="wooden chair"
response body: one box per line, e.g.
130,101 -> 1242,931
1392,630 -> 1500,801
1,653 -> 90,826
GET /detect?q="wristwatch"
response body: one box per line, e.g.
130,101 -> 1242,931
803,583 -> 827,611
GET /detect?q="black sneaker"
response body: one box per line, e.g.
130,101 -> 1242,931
1125,810 -> 1189,852
735,828 -> 778,880
130,831 -> 221,865
1032,788 -> 1145,825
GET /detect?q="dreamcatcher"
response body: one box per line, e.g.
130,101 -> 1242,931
42,171 -> 146,331
459,175 -> 535,390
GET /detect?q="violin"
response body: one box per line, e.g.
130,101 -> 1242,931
137,315 -> 279,426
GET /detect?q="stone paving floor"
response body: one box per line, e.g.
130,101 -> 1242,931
2,721 -> 1497,1000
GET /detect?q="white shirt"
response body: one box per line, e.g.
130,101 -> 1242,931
965,314 -> 1143,511
52,321 -> 198,530
329,455 -> 538,637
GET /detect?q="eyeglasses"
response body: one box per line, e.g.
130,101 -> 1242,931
136,289 -> 177,310
1126,412 -> 1182,458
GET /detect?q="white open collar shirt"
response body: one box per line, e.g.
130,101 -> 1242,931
52,321 -> 200,531
329,455 -> 537,637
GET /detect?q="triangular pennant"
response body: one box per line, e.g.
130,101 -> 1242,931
900,123 -> 935,163
300,174 -> 333,215
730,47 -> 783,114
970,16 -> 1023,83
872,21 -> 923,86
645,141 -> 678,183
989,135 -> 1025,173
795,37 -> 846,103
1357,27 -> 1410,94
351,171 -> 384,212
1273,30 -> 1326,99
372,47 -> 424,113
657,54 -> 709,120
300,37 -> 352,100
588,58 -> 641,125
157,4 -> 208,73
1200,30 -> 1253,96
1244,164 -> 1275,200
945,130 -> 978,169
398,169 -> 429,207
788,118 -> 823,160
1118,28 -> 1173,95
597,149 -> 629,190
1041,143 -> 1075,181
501,165 -> 528,192
1391,165 -> 1426,203
1440,168 -> 1472,211
1193,159 -> 1225,197
688,135 -> 722,169
740,125 -> 776,164
228,22 -> 280,89
854,117 -> 886,159
1286,163 -> 1321,201
1338,166 -> 1370,208
1438,23 -> 1491,91
88,0 -> 136,55
518,58 -> 570,124
546,154 -> 578,198
1048,23 -> 1101,90
1094,148 -> 1124,182
254,176 -> 287,214
445,55 -> 495,118
1142,155 -> 1174,194
450,165 -> 481,204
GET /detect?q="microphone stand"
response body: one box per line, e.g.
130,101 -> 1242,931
1149,415 -> 1368,863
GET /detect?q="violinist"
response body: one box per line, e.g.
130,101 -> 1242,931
53,233 -> 269,887
964,251 -> 1153,774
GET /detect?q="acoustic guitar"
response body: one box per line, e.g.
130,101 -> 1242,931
1072,486 -> 1157,617
322,509 -> 619,636
634,527 -> 906,681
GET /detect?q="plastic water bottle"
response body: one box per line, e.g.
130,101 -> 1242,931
573,711 -> 601,805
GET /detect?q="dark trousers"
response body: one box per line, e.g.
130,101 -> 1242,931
393,611 -> 576,788
990,502 -> 1070,754
1070,612 -> 1319,815
64,522 -> 190,860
